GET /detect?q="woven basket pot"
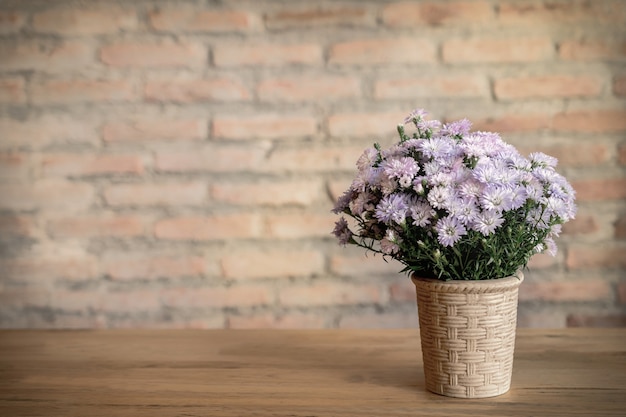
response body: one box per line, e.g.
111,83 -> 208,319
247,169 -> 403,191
411,271 -> 524,399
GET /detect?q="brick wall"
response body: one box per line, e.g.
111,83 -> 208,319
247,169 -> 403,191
0,0 -> 624,329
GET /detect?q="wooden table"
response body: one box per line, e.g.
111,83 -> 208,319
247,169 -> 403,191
0,329 -> 624,416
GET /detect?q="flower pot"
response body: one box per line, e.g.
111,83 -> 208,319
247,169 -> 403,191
411,271 -> 524,398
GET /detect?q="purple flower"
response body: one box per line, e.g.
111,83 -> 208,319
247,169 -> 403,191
441,118 -> 472,137
332,190 -> 353,214
472,210 -> 505,236
529,152 -> 558,168
410,199 -> 436,227
380,229 -> 401,254
436,216 -> 467,247
480,185 -> 514,212
332,217 -> 353,245
451,197 -> 479,225
428,186 -> 454,210
420,137 -> 454,160
356,147 -> 378,170
404,108 -> 428,125
375,194 -> 409,225
382,157 -> 419,183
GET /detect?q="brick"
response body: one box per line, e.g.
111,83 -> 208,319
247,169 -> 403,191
516,310 -> 566,328
519,280 -> 611,302
562,214 -> 600,236
221,249 -> 324,280
211,180 -> 323,206
155,214 -> 262,241
389,279 -> 417,303
527,253 -> 558,269
42,153 -> 143,177
517,143 -> 608,167
0,215 -> 38,238
468,114 -> 552,133
100,41 -> 206,68
265,212 -> 337,239
443,37 -> 553,63
104,182 -> 207,207
0,180 -> 94,211
494,75 -> 603,100
329,38 -> 436,65
161,285 -> 271,309
330,254 -> 404,277
214,42 -> 322,67
0,115 -> 98,149
616,213 -> 626,239
618,280 -> 626,303
149,9 -> 258,32
559,40 -> 626,61
328,111 -> 409,137
103,254 -> 206,280
498,1 -> 624,25
99,290 -> 161,313
339,312 -> 417,329
48,290 -> 101,312
572,178 -> 626,202
212,114 -> 317,140
619,143 -> 626,166
103,119 -> 207,142
228,313 -> 327,329
0,77 -> 25,103
279,282 -> 381,307
155,145 -> 267,173
0,152 -> 29,182
145,78 -> 250,103
552,109 -> 626,133
566,245 -> 626,269
257,76 -> 360,102
31,79 -> 137,104
374,75 -> 488,99
33,7 -> 137,35
0,255 -> 98,283
567,314 -> 626,328
383,1 -> 493,27
264,146 -> 361,173
0,40 -> 93,72
0,11 -> 26,34
46,215 -> 144,238
614,75 -> 626,97
0,289 -> 49,309
265,6 -> 372,29
328,179 -> 352,201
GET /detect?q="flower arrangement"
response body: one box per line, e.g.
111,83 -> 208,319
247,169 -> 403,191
332,109 -> 577,281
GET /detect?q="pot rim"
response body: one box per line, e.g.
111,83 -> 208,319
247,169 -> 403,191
411,270 -> 524,293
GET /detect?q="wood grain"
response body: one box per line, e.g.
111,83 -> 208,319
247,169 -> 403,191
0,329 -> 624,416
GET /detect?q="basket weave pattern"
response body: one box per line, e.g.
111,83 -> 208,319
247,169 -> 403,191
412,272 -> 524,398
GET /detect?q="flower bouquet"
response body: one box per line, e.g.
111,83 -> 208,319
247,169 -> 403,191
332,109 -> 576,281
331,109 -> 577,397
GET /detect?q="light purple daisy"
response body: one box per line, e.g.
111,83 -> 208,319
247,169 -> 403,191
356,147 -> 378,170
472,210 -> 505,236
332,217 -> 353,245
480,185 -> 514,212
380,229 -> 401,254
436,216 -> 467,247
382,157 -> 419,182
410,199 -> 436,227
441,118 -> 472,137
529,152 -> 558,168
375,194 -> 409,225
428,186 -> 453,210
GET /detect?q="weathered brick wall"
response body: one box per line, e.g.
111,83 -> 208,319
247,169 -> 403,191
0,0 -> 624,328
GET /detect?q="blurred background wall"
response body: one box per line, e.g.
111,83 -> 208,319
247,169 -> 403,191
0,0 -> 624,329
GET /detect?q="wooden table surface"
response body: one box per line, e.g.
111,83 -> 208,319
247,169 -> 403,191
0,329 -> 624,416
